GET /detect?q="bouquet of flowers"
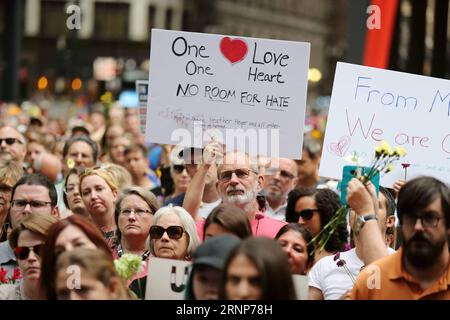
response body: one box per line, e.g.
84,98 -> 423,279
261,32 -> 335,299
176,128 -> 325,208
0,267 -> 22,285
114,254 -> 145,281
309,141 -> 407,254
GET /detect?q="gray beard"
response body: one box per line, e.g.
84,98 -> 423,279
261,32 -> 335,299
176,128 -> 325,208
222,184 -> 259,213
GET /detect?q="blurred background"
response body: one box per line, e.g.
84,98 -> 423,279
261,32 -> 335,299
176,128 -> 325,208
0,0 -> 448,139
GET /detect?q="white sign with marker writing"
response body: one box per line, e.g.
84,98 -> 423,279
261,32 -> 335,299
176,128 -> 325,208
145,257 -> 192,300
145,29 -> 310,159
320,62 -> 450,186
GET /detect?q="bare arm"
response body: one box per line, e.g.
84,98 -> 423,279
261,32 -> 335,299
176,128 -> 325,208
182,141 -> 222,221
347,178 -> 388,265
182,163 -> 211,221
307,286 -> 324,300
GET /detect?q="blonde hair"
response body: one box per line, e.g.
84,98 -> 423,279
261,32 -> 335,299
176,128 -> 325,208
9,214 -> 59,249
56,248 -> 131,300
0,159 -> 24,186
102,163 -> 132,190
79,167 -> 119,193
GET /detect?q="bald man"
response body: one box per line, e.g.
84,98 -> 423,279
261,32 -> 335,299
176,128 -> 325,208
263,158 -> 298,221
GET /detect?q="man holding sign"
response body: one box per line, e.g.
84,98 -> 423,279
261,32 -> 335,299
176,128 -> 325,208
145,29 -> 310,160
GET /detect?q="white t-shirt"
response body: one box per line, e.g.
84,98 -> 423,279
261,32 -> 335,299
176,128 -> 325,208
198,199 -> 222,219
308,247 -> 396,300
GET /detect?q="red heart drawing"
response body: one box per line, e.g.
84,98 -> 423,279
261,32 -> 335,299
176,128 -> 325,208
220,37 -> 248,64
327,135 -> 351,158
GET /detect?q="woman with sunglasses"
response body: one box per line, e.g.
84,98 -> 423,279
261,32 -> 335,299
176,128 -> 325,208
0,214 -> 59,300
164,162 -> 191,202
275,223 -> 314,275
39,215 -> 112,300
79,166 -> 120,250
113,187 -> 160,279
129,205 -> 199,298
62,168 -> 88,218
286,187 -> 348,264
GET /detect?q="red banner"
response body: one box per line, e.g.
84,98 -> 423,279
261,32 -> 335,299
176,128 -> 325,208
363,0 -> 399,68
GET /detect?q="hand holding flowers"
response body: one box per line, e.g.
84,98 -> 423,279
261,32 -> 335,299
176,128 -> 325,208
309,141 -> 407,254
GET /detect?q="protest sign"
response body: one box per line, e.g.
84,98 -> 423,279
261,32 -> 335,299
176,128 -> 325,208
145,257 -> 192,300
136,80 -> 149,135
320,62 -> 450,186
145,29 -> 310,159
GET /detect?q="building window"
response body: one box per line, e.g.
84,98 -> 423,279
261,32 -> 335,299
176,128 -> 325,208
149,5 -> 156,29
41,0 -> 70,37
0,3 -> 4,34
165,8 -> 173,29
94,2 -> 129,40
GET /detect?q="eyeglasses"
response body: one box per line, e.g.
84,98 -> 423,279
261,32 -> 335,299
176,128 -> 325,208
120,208 -> 152,217
63,184 -> 78,194
172,165 -> 187,174
0,138 -> 24,146
14,244 -> 44,260
0,184 -> 12,194
10,199 -> 52,210
295,208 -> 319,221
402,214 -> 440,228
218,168 -> 256,182
150,225 -> 184,240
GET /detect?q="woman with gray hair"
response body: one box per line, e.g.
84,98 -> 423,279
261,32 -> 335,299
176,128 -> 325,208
149,205 -> 200,260
129,205 -> 199,299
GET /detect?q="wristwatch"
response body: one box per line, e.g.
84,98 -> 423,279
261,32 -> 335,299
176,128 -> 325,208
353,214 -> 378,236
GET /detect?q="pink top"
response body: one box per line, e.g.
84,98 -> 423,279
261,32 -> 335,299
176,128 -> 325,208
196,211 -> 286,241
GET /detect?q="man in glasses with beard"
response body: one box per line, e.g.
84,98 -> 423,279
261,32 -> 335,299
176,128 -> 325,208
351,176 -> 450,299
214,151 -> 286,239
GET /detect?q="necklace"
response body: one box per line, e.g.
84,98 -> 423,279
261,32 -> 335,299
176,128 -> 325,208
117,243 -> 151,261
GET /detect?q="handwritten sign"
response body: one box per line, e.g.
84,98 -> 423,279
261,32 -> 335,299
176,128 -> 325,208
145,29 -> 310,159
145,257 -> 192,300
320,62 -> 450,186
136,80 -> 149,135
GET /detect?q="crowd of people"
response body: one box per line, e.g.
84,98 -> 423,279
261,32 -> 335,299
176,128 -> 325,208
0,103 -> 448,300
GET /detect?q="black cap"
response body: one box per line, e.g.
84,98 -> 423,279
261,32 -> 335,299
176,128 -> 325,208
193,235 -> 240,270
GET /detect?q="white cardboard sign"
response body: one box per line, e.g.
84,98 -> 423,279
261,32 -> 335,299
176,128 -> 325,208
320,62 -> 450,186
145,29 -> 310,159
145,257 -> 192,300
136,80 -> 149,135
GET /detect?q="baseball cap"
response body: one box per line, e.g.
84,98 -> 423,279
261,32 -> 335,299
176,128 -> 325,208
193,235 -> 240,270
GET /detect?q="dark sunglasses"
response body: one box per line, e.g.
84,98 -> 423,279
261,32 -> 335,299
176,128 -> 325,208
150,225 -> 184,240
0,138 -> 23,145
14,244 -> 44,260
173,165 -> 186,174
295,208 -> 319,221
